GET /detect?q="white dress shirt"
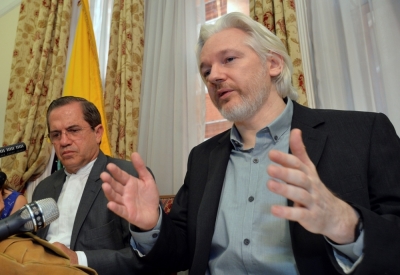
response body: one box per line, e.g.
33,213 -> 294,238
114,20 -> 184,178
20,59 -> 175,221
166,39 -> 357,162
46,159 -> 96,266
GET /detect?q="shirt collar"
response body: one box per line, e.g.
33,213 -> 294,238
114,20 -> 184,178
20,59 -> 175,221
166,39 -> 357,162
64,158 -> 97,177
230,98 -> 293,150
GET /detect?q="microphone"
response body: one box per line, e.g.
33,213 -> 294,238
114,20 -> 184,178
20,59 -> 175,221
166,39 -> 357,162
0,198 -> 59,241
0,142 -> 27,158
0,172 -> 6,189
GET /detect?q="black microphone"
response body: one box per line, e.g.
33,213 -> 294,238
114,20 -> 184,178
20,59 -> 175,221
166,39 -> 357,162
0,172 -> 6,189
0,142 -> 27,158
0,198 -> 59,241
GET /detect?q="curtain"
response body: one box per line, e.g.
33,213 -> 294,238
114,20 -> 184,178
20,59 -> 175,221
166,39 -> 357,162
250,0 -> 308,106
104,0 -> 144,159
1,0 -> 72,191
89,0 -> 114,89
137,0 -> 206,195
306,0 -> 400,134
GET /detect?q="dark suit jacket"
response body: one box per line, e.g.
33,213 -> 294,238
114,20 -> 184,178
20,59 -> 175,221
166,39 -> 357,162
141,101 -> 400,274
32,150 -> 150,275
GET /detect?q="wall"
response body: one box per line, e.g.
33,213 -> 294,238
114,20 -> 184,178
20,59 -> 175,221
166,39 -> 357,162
0,5 -> 19,147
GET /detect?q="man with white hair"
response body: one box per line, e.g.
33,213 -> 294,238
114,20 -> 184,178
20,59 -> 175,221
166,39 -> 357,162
101,12 -> 400,274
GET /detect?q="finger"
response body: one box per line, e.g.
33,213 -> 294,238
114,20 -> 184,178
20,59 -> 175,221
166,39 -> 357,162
100,167 -> 131,200
103,162 -> 132,188
289,129 -> 313,167
267,164 -> 311,191
101,181 -> 124,204
267,179 -> 311,208
131,152 -> 154,182
270,204 -> 309,223
106,201 -> 131,222
269,150 -> 308,176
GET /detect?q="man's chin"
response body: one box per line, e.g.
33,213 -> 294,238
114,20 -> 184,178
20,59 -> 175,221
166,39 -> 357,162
60,159 -> 76,169
220,106 -> 252,122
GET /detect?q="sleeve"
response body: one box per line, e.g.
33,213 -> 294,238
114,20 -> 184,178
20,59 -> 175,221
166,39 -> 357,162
326,230 -> 364,273
130,205 -> 163,256
329,113 -> 400,274
82,213 -> 148,275
81,160 -> 160,275
136,151 -> 197,272
76,251 -> 88,266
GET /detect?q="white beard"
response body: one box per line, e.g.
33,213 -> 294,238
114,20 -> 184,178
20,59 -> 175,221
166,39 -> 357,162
219,68 -> 270,122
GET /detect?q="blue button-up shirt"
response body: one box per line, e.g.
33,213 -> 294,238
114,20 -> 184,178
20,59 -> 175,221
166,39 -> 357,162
207,98 -> 297,274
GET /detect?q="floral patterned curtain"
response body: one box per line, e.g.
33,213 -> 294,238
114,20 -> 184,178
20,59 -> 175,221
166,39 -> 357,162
1,0 -> 72,191
250,0 -> 307,106
104,0 -> 144,160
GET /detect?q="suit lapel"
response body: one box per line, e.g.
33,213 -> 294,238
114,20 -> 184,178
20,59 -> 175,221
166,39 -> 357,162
37,172 -> 66,239
291,101 -> 327,167
193,131 -> 232,271
289,102 -> 328,246
70,151 -> 106,249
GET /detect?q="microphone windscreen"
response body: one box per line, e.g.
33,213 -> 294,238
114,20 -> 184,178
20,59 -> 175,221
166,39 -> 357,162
21,198 -> 59,231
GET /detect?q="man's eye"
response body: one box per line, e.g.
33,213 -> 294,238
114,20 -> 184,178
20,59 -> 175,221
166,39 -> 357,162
50,132 -> 60,139
68,128 -> 81,134
226,57 -> 235,63
203,70 -> 210,78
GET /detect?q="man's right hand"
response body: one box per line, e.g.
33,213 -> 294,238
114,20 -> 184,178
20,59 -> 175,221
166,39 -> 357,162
100,152 -> 160,231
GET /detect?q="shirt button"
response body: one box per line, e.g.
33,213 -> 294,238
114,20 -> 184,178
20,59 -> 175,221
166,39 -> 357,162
152,233 -> 159,238
253,158 -> 259,164
248,196 -> 254,202
244,239 -> 250,245
274,135 -> 278,141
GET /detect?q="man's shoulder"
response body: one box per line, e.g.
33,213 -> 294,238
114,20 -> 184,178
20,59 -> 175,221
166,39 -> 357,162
33,170 -> 65,199
106,155 -> 131,166
104,155 -> 139,176
38,169 -> 64,185
294,102 -> 383,125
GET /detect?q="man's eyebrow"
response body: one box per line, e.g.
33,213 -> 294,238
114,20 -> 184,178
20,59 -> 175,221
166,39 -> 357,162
66,125 -> 81,128
50,124 -> 81,132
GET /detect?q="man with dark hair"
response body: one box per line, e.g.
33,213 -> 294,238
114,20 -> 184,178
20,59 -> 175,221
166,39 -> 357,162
101,13 -> 400,275
33,96 -> 153,275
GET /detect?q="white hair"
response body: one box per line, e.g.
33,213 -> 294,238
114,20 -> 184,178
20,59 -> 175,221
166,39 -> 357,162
196,12 -> 298,100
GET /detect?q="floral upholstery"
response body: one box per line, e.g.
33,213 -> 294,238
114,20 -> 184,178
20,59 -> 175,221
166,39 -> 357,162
160,195 -> 175,214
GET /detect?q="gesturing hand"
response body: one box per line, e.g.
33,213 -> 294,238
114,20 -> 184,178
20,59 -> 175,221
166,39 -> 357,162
100,152 -> 160,231
267,129 -> 359,244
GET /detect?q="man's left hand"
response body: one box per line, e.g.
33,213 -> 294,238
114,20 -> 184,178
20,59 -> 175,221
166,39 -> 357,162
267,129 -> 359,244
52,242 -> 78,264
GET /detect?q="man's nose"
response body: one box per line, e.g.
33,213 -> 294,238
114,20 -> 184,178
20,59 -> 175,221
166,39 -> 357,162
208,64 -> 226,84
59,131 -> 72,145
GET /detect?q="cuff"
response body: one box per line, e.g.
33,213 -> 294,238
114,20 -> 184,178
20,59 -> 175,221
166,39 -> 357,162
76,251 -> 88,267
129,205 -> 163,256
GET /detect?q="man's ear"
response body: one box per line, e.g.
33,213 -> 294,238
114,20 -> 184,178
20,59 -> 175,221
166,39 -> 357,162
95,124 -> 104,144
267,53 -> 284,77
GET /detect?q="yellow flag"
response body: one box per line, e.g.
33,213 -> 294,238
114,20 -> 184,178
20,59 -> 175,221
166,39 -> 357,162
63,0 -> 112,156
